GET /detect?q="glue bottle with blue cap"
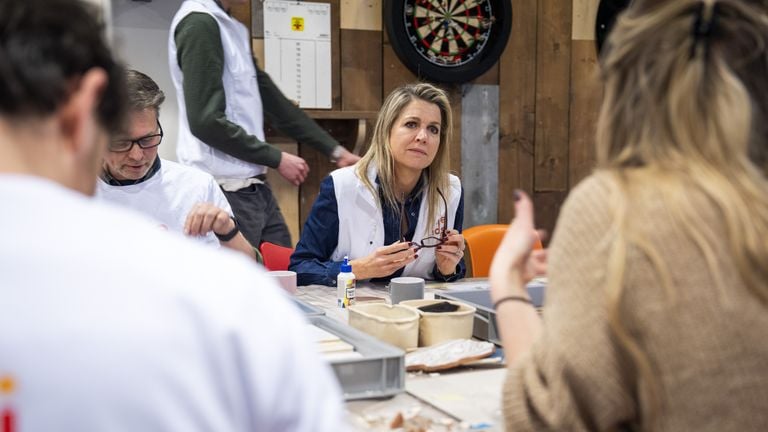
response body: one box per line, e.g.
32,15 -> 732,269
337,256 -> 356,308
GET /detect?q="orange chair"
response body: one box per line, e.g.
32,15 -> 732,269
462,224 -> 543,277
259,241 -> 294,271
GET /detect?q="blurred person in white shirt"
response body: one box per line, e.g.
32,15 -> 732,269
0,1 -> 345,430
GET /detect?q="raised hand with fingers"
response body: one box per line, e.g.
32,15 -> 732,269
489,191 -> 548,304
350,241 -> 418,280
488,190 -> 546,363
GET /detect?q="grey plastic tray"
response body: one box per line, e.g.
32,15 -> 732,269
309,315 -> 405,400
293,298 -> 325,316
434,281 -> 546,346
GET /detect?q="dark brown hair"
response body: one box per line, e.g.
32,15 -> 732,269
0,0 -> 126,132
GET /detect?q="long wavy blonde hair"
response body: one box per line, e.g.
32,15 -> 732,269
356,83 -> 453,235
598,0 -> 768,425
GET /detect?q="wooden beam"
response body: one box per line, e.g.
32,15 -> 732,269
568,40 -> 601,186
462,84 -> 499,227
341,29 -> 383,111
573,0 -> 600,41
534,0 -> 572,192
340,0 -> 381,30
382,27 -> 417,97
498,0 -> 537,222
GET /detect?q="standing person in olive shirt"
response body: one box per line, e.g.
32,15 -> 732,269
169,0 -> 359,248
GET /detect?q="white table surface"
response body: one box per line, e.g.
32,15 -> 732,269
295,280 -> 507,431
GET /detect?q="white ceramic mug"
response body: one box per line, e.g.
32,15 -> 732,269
268,270 -> 297,294
389,276 -> 425,304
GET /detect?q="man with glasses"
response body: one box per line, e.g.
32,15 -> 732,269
98,70 -> 255,259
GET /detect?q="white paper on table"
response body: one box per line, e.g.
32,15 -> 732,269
406,368 -> 506,426
307,324 -> 357,359
306,324 -> 342,343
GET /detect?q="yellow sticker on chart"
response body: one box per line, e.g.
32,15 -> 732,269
291,17 -> 304,31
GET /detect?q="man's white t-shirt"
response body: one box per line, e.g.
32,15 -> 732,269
0,175 -> 345,431
96,159 -> 231,246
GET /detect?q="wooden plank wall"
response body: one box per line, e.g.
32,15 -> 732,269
236,0 -> 603,245
498,0 -> 602,240
570,0 -> 602,187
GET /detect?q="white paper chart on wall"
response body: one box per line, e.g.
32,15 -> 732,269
263,1 -> 332,109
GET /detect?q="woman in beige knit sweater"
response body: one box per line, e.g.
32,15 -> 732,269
489,0 -> 768,430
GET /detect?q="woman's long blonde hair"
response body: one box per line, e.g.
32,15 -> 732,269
598,0 -> 768,424
356,83 -> 453,234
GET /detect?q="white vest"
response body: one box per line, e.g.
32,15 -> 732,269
169,0 -> 266,179
95,159 -> 233,247
330,166 -> 462,280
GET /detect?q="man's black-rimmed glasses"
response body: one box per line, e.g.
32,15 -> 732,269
109,121 -> 164,152
400,188 -> 448,251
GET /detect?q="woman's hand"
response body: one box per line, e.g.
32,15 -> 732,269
489,191 -> 546,364
435,229 -> 465,276
489,191 -> 548,303
350,241 -> 418,280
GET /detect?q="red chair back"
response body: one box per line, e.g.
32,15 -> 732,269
259,242 -> 294,271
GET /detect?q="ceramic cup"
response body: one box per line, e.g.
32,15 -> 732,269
389,276 -> 425,304
268,270 -> 297,294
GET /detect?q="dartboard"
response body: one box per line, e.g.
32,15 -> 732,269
385,0 -> 513,84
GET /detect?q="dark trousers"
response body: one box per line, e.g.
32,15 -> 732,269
221,181 -> 292,247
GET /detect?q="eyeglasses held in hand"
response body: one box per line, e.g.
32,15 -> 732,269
400,188 -> 448,251
109,121 -> 164,152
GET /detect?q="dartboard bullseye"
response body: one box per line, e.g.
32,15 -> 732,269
385,0 -> 512,83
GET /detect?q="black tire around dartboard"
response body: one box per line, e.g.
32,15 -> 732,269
595,0 -> 632,54
384,0 -> 513,84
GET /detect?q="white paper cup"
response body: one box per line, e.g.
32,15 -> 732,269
389,276 -> 425,304
268,270 -> 297,294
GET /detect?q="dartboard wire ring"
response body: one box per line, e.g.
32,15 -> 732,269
385,0 -> 512,84
408,0 -> 491,66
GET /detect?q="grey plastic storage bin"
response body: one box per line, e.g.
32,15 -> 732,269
293,298 -> 325,316
309,315 -> 405,400
434,281 -> 545,346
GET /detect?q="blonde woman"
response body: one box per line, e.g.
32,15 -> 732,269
290,83 -> 466,286
490,0 -> 768,430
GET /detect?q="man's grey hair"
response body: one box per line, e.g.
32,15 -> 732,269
125,69 -> 165,113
